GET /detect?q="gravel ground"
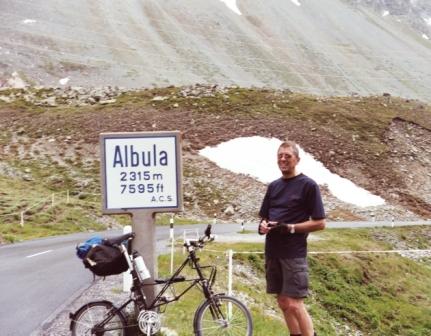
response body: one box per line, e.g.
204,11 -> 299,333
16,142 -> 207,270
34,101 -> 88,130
36,275 -> 130,336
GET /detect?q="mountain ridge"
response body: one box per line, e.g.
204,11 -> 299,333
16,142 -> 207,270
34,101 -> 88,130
1,0 -> 430,101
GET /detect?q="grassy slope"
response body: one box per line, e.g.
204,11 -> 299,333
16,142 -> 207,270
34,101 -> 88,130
157,227 -> 431,336
1,87 -> 431,243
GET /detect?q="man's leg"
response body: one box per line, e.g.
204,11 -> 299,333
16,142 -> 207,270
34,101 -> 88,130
277,294 -> 301,334
277,295 -> 315,336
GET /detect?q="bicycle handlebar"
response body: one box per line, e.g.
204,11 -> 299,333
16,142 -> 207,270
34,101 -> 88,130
204,224 -> 212,238
198,224 -> 214,244
102,224 -> 213,250
184,224 -> 214,248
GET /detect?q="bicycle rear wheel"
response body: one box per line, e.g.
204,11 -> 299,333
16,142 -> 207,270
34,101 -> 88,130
194,295 -> 253,336
70,300 -> 127,336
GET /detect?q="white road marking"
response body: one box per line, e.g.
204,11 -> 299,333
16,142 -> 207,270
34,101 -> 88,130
26,250 -> 53,258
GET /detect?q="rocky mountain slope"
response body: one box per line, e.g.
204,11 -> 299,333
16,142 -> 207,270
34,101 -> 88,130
1,85 -> 430,242
1,0 -> 431,101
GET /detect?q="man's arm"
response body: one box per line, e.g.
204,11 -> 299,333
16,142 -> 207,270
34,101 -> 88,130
285,218 -> 325,234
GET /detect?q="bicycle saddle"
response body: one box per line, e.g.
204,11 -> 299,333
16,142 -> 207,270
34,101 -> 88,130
104,232 -> 135,246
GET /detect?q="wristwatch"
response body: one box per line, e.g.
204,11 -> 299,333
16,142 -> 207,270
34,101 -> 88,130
288,224 -> 295,234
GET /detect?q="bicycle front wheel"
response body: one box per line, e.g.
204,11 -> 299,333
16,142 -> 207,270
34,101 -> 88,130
70,300 -> 127,336
194,295 -> 253,336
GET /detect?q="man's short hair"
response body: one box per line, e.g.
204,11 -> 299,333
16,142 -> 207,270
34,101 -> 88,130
278,140 -> 299,158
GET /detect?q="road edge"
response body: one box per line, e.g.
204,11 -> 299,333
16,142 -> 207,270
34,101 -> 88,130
30,280 -> 97,336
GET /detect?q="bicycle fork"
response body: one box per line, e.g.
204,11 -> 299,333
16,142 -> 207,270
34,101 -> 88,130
208,296 -> 229,328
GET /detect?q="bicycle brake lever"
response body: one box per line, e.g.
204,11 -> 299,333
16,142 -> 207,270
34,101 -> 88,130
204,224 -> 212,237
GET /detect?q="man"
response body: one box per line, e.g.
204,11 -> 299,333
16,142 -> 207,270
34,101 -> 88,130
258,140 -> 325,336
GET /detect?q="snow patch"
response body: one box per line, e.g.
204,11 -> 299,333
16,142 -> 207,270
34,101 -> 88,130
0,47 -> 10,56
199,136 -> 385,208
422,34 -> 429,40
382,10 -> 390,17
22,19 -> 36,24
219,0 -> 241,15
291,0 -> 301,6
6,72 -> 27,88
59,77 -> 70,85
424,17 -> 431,26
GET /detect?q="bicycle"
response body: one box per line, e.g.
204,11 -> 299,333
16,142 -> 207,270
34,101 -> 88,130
69,225 -> 253,335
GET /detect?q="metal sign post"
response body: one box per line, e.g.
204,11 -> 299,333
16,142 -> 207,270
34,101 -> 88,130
131,210 -> 157,303
100,131 -> 183,304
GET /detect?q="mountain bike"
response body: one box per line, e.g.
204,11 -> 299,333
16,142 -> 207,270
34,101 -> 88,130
69,225 -> 253,335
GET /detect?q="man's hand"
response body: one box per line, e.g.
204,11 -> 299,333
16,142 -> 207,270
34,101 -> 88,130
258,220 -> 278,234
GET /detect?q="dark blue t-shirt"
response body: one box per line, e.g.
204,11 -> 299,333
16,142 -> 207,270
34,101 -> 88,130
259,173 -> 325,258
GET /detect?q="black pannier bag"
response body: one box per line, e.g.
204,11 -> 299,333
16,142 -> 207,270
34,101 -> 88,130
83,244 -> 129,277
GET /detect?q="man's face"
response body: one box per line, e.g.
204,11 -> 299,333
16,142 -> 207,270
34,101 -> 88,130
277,146 -> 299,177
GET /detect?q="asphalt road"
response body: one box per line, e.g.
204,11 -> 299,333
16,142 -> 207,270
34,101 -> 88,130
1,221 -> 430,335
0,232 -> 97,336
0,223 -> 240,336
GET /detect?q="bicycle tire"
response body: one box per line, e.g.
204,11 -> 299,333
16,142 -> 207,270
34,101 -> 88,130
70,300 -> 127,336
193,294 -> 253,336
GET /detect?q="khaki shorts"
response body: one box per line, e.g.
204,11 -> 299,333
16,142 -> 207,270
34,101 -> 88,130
265,257 -> 309,298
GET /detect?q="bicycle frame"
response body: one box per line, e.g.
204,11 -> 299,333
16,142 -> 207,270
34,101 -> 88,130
74,230 -> 224,335
149,242 -> 217,310
127,239 -> 217,310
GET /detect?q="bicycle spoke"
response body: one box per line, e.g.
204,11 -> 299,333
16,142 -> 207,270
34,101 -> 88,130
199,321 -> 246,336
196,296 -> 252,335
71,303 -> 125,336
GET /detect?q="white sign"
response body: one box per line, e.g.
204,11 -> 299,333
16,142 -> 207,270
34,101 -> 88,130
100,132 -> 182,213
